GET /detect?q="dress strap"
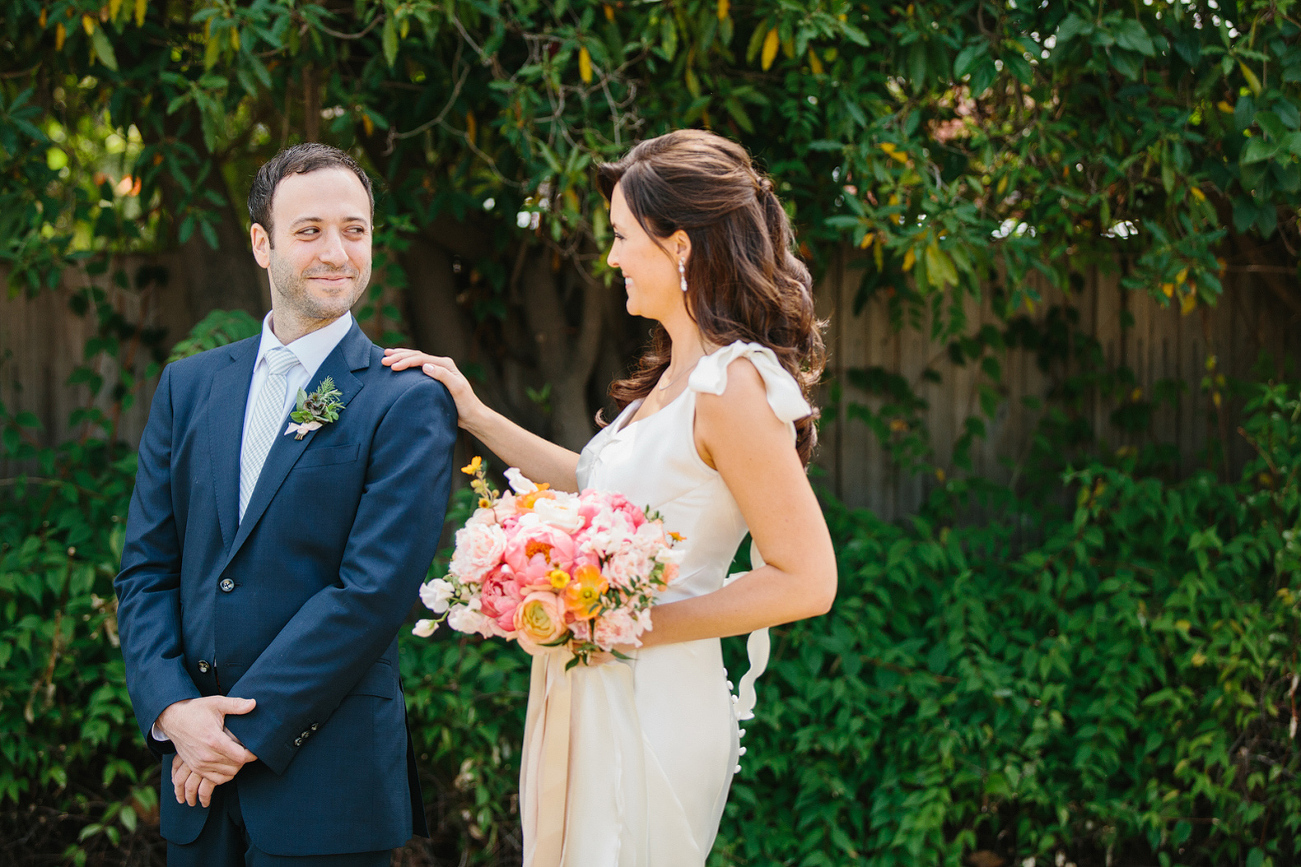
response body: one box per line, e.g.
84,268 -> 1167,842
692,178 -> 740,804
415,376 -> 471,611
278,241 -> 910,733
687,342 -> 811,443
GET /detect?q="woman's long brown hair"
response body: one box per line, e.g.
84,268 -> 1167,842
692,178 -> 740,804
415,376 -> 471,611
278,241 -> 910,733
597,129 -> 827,465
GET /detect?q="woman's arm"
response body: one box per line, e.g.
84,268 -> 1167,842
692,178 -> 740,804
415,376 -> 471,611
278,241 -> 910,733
637,357 -> 837,648
383,348 -> 581,491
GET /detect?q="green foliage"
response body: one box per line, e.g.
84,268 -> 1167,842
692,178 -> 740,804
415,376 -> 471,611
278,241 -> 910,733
166,308 -> 261,363
0,402 -> 157,862
4,0 -> 1297,321
711,382 -> 1301,867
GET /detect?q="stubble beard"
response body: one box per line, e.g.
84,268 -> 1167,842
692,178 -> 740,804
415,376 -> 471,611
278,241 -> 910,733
268,250 -> 371,326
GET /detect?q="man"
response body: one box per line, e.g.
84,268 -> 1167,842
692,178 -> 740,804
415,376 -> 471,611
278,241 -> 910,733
115,143 -> 456,865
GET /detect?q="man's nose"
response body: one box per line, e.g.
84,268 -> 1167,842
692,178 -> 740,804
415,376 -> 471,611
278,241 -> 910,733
319,229 -> 348,265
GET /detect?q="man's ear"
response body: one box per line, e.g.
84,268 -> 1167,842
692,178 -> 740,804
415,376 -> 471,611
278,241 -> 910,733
251,223 -> 271,269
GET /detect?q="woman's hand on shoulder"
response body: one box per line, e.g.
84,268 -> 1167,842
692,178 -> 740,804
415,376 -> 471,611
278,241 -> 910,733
694,356 -> 837,620
383,348 -> 487,432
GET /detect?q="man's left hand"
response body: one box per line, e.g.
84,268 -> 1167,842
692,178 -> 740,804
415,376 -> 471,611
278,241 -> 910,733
171,754 -> 218,807
170,727 -> 250,807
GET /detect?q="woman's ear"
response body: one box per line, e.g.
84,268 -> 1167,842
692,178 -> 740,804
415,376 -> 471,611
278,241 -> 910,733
670,229 -> 692,265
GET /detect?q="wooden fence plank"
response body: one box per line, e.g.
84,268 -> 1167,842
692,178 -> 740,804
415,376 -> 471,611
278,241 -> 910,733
4,252 -> 1299,517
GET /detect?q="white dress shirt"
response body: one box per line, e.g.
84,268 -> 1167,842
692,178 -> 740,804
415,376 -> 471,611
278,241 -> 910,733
151,311 -> 354,743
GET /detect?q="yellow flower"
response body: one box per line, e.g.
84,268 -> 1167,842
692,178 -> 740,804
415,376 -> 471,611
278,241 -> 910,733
565,564 -> 608,619
668,531 -> 685,543
548,569 -> 570,590
461,456 -> 483,476
517,484 -> 554,510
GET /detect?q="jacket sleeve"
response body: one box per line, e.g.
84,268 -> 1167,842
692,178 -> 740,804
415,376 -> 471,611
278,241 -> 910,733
223,377 -> 457,774
113,364 -> 202,753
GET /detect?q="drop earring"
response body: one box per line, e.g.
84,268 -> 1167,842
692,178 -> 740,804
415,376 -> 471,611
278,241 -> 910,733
678,259 -> 688,293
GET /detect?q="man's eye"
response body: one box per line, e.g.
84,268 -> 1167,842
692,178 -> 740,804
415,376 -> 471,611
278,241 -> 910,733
299,227 -> 319,237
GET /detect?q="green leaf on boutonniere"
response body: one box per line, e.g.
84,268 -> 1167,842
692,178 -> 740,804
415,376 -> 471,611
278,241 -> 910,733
285,377 -> 344,440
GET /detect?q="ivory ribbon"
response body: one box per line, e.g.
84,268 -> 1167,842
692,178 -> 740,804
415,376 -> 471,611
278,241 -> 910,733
724,540 -> 773,721
520,650 -> 573,867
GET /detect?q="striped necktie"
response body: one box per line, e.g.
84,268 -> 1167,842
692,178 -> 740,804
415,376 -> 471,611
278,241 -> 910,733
239,346 -> 299,521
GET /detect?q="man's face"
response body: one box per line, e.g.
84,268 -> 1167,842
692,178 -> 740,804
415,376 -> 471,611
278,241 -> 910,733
251,167 -> 372,327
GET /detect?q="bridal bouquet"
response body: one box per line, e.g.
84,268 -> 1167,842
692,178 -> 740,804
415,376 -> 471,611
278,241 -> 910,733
413,458 -> 683,666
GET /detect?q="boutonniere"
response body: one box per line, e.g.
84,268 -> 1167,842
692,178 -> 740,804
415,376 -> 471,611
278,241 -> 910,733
285,376 -> 344,440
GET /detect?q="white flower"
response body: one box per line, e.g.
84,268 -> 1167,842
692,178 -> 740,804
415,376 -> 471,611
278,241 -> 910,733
448,604 -> 494,638
412,619 -> 439,637
654,547 -> 685,565
532,496 -> 585,533
504,467 -> 538,494
419,578 -> 456,614
449,523 -> 507,584
635,608 -> 654,633
466,506 -> 499,527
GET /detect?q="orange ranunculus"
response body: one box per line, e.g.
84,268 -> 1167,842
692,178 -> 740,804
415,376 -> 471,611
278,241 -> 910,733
564,564 -> 608,620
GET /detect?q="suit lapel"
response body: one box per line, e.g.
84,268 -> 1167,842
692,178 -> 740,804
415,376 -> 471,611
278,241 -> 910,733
222,322 -> 372,568
208,339 -> 259,550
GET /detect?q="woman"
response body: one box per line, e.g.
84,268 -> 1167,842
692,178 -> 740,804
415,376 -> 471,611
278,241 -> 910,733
384,129 -> 837,866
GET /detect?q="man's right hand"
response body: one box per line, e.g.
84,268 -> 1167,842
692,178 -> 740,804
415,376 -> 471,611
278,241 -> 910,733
156,696 -> 258,787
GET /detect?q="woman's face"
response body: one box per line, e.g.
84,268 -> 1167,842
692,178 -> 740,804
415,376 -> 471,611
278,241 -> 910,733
606,182 -> 683,321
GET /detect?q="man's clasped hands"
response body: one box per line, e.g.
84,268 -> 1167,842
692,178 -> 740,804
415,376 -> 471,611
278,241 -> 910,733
156,695 -> 258,808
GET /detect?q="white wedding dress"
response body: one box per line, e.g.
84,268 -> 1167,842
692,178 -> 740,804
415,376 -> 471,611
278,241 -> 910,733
519,341 -> 812,867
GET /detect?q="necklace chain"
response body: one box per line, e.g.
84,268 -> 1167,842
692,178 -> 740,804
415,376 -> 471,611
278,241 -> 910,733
657,356 -> 701,391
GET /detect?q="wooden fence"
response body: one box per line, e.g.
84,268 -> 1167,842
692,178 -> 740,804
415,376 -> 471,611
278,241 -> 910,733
813,249 -> 1299,518
4,250 -> 1300,519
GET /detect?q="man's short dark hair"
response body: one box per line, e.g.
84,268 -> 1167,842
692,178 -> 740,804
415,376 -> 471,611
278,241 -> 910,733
248,143 -> 374,242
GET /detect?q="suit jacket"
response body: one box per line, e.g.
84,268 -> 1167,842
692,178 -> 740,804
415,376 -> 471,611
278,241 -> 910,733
114,321 -> 455,855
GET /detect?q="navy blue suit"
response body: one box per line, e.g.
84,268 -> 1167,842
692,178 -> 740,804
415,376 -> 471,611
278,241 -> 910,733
115,321 -> 455,856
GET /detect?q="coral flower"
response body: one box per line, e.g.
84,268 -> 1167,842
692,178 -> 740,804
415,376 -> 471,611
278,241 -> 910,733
515,591 -> 568,651
565,564 -> 608,620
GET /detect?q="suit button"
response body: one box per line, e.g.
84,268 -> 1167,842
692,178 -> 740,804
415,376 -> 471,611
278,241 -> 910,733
197,660 -> 210,673
310,723 -> 319,731
294,737 -> 303,747
300,730 -> 310,739
219,578 -> 234,593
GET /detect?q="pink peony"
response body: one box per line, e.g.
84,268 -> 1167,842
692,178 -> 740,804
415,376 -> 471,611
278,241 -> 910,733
503,522 -> 576,583
593,609 -> 640,649
479,568 -> 525,633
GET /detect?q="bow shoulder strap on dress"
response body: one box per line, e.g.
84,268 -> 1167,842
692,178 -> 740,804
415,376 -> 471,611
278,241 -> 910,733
686,341 -> 811,443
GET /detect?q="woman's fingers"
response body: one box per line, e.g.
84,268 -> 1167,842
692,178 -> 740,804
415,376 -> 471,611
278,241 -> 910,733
382,348 -> 485,429
382,348 -> 433,370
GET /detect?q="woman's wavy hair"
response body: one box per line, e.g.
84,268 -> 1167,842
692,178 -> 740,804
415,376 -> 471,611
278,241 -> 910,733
596,129 -> 827,465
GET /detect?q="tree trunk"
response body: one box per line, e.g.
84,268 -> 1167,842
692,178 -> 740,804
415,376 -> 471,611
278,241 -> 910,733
517,250 -> 603,451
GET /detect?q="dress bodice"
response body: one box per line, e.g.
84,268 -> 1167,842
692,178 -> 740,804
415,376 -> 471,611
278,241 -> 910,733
575,341 -> 811,605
